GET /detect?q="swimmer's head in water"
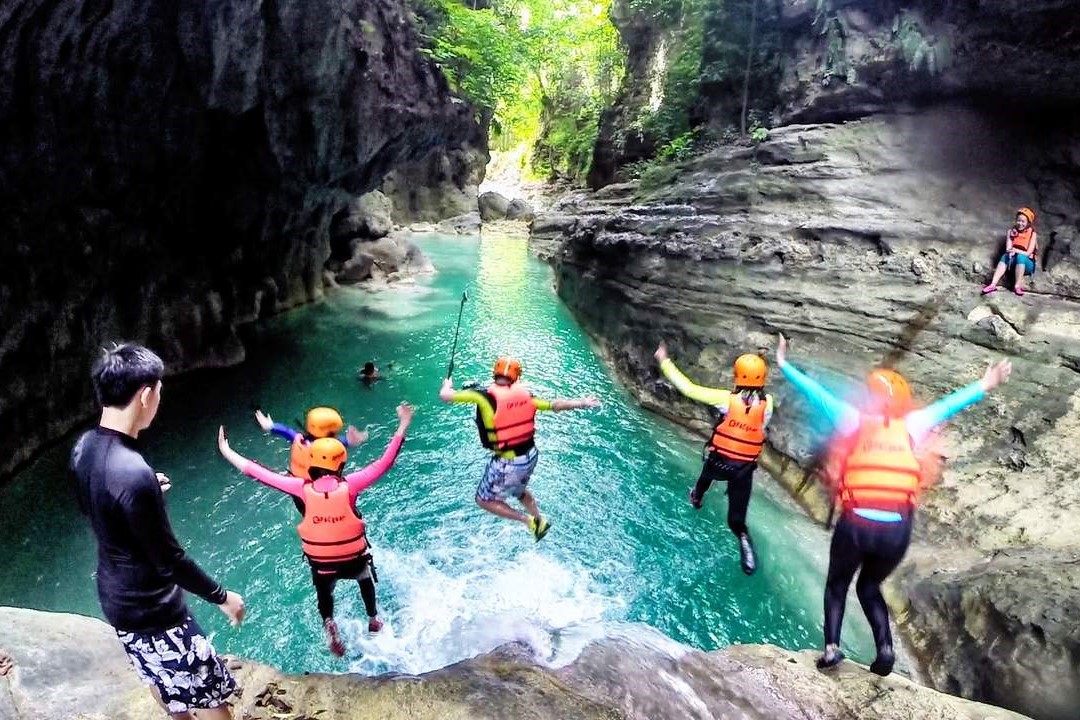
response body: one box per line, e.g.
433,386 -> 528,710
306,407 -> 344,438
363,362 -> 376,374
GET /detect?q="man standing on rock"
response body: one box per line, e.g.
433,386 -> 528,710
776,333 -> 1011,676
72,343 -> 245,719
654,342 -> 772,575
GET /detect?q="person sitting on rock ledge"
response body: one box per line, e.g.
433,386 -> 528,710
775,333 -> 1012,677
219,402 -> 414,657
982,207 -> 1039,296
654,342 -> 772,575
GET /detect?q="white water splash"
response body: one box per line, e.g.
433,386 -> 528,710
338,546 -> 628,675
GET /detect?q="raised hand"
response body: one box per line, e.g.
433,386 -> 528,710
254,409 -> 273,432
345,425 -> 368,446
776,333 -> 788,365
981,359 -> 1013,392
396,402 -> 415,429
654,342 -> 669,363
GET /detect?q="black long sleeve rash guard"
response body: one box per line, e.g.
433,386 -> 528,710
72,427 -> 226,633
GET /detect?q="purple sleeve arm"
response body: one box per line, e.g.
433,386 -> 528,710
270,423 -> 300,443
241,460 -> 305,497
345,433 -> 405,496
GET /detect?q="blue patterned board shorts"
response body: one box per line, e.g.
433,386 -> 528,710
476,448 -> 540,502
117,616 -> 237,713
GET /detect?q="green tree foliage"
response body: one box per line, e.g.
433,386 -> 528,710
413,0 -> 623,182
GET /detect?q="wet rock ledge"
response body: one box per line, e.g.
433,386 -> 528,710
0,607 -> 1028,720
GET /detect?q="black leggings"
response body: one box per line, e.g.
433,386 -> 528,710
823,513 -> 913,650
694,453 -> 755,536
311,557 -> 378,621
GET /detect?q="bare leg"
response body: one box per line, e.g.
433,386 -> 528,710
148,686 -> 193,720
193,706 -> 234,719
518,489 -> 541,520
985,261 -> 1008,290
476,497 -> 529,525
1014,263 -> 1026,292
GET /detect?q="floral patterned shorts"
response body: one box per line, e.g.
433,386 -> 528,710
117,616 -> 236,713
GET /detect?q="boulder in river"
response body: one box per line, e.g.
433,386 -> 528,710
334,190 -> 395,240
478,191 -> 512,221
505,198 -> 536,221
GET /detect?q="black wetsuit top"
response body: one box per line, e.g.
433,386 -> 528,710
72,427 -> 226,633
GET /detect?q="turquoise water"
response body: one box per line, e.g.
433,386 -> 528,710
0,234 -> 873,674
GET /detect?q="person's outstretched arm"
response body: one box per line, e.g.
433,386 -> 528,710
654,342 -> 731,406
344,403 -> 414,495
546,396 -> 601,412
255,409 -> 299,442
906,360 -> 1012,445
218,426 -> 304,497
776,334 -> 860,436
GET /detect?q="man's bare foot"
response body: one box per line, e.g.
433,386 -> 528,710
0,651 -> 14,677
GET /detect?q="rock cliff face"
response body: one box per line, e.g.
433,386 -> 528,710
591,0 -> 1080,184
776,0 -> 1080,123
0,0 -> 484,478
532,107 -> 1080,719
0,606 -> 1031,720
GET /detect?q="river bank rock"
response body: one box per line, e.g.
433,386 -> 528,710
0,607 -> 1030,720
438,212 -> 483,235
478,191 -> 512,221
333,191 -> 394,240
333,231 -> 433,286
0,0 -> 484,479
532,106 -> 1080,719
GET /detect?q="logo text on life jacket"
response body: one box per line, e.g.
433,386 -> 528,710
312,514 -> 346,524
861,440 -> 907,454
725,419 -> 757,432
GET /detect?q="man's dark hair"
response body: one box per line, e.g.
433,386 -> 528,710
91,343 -> 165,408
363,362 -> 376,374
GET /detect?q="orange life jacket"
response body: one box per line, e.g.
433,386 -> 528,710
296,480 -> 368,564
477,383 -> 537,452
840,417 -> 921,511
288,435 -> 311,478
1010,227 -> 1034,253
709,394 -> 767,462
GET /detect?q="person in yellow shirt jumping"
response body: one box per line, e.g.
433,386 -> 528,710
654,342 -> 773,574
440,356 -> 600,541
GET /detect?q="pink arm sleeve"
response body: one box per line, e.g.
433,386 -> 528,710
344,433 -> 405,496
241,460 -> 305,497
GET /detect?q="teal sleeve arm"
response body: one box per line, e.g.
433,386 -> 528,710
907,381 -> 986,444
779,360 -> 860,435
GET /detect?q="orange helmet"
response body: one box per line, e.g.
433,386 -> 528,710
493,356 -> 522,383
733,354 -> 767,388
308,437 -> 347,473
1017,207 -> 1036,225
866,368 -> 912,417
306,407 -> 344,438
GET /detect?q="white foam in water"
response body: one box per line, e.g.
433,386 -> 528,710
338,547 -> 628,676
338,282 -> 438,321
